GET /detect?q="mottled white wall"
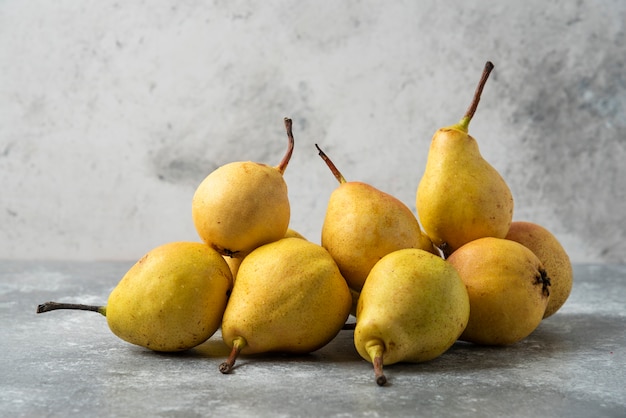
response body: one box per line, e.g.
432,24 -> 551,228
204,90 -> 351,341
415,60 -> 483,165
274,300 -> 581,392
1,1 -> 624,263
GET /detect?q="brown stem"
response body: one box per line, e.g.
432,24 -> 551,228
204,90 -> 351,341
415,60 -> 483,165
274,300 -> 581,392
276,117 -> 295,175
37,301 -> 105,315
315,144 -> 347,184
365,342 -> 388,386
219,336 -> 246,374
373,355 -> 387,386
461,61 -> 495,125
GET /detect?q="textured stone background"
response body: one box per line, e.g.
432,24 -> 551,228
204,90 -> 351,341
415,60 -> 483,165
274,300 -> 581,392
1,1 -> 624,263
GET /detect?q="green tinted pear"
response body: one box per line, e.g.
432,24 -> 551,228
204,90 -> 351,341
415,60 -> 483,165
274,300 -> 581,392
37,242 -> 232,352
354,249 -> 469,386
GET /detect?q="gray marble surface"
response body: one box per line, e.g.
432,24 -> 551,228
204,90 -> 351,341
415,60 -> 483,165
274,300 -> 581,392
1,261 -> 625,417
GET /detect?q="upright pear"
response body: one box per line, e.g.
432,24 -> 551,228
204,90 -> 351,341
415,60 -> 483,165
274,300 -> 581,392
219,237 -> 352,373
354,248 -> 470,386
317,144 -> 436,292
192,118 -> 294,258
37,242 -> 233,352
416,62 -> 513,257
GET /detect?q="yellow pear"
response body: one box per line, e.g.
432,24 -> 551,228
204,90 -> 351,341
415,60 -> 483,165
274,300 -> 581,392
447,237 -> 551,345
37,242 -> 232,352
219,237 -> 352,373
222,228 -> 307,280
416,62 -> 513,257
317,144 -> 436,292
354,249 -> 470,386
192,118 -> 294,257
506,221 -> 572,318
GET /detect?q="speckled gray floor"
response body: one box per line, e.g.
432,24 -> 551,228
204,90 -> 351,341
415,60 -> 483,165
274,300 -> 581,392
1,262 -> 625,417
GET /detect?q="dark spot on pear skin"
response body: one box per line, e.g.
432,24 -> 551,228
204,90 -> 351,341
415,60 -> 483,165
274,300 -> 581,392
534,268 -> 551,297
211,244 -> 240,258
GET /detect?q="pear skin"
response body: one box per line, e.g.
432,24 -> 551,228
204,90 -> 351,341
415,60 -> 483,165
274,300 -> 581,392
105,242 -> 232,351
223,254 -> 243,279
447,237 -> 551,345
37,242 -> 233,352
192,118 -> 294,257
354,249 -> 470,386
219,237 -> 352,373
223,228 -> 306,281
416,62 -> 513,256
506,221 -> 572,318
284,228 -> 307,240
317,144 -> 437,292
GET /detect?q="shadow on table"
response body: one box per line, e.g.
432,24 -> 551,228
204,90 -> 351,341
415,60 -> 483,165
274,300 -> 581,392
126,311 -> 623,377
385,311 -> 624,375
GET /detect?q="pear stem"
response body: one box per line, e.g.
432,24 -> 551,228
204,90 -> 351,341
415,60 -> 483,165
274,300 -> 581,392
219,336 -> 247,374
459,61 -> 495,130
37,301 -> 106,316
366,342 -> 387,386
373,355 -> 387,386
276,117 -> 295,175
315,144 -> 347,184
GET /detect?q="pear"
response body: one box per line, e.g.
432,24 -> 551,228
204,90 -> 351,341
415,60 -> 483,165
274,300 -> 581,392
192,118 -> 294,257
219,237 -> 352,373
416,61 -> 514,257
317,144 -> 436,292
37,242 -> 232,352
447,237 -> 551,345
354,248 -> 470,386
506,221 -> 572,318
222,228 -> 306,280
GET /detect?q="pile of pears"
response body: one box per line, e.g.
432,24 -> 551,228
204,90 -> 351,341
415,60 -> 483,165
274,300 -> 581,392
37,62 -> 573,386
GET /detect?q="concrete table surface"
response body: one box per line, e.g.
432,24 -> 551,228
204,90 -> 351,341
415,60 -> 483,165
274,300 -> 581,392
1,261 -> 624,418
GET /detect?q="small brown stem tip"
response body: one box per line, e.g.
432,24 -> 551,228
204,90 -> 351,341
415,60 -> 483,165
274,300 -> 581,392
218,361 -> 233,374
283,117 -> 292,130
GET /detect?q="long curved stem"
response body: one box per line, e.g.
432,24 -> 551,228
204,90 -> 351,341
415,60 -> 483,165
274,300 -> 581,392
276,117 -> 295,175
